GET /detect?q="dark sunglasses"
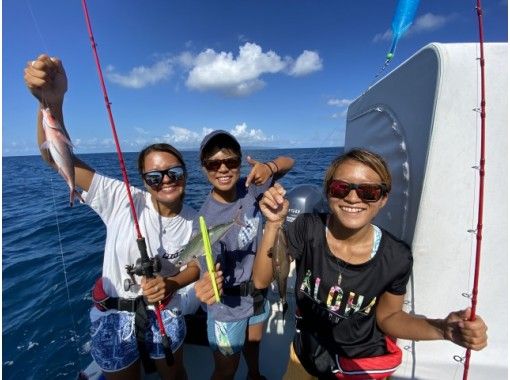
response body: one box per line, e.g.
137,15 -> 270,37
142,166 -> 186,187
202,157 -> 241,171
328,179 -> 387,202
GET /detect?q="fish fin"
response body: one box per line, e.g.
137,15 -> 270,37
231,207 -> 247,228
40,141 -> 51,151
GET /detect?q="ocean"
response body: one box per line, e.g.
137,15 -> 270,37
2,147 -> 343,379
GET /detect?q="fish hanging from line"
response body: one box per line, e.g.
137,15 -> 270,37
270,226 -> 290,317
40,107 -> 83,206
386,0 -> 421,62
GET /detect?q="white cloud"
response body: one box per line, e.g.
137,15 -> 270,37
373,29 -> 393,43
165,126 -> 202,144
186,43 -> 321,96
409,13 -> 449,34
186,43 -> 287,96
327,98 -> 352,107
331,109 -> 348,119
104,42 -> 321,95
106,59 -> 173,88
373,13 -> 452,43
288,50 -> 323,77
230,122 -> 270,143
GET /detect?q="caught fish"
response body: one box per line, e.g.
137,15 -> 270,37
41,108 -> 83,206
270,226 -> 290,317
176,220 -> 236,267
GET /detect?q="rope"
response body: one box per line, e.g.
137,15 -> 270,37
462,1 -> 487,378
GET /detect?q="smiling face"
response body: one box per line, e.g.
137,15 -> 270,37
202,148 -> 241,203
143,151 -> 185,216
327,159 -> 388,233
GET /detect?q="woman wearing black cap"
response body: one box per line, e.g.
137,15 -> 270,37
25,55 -> 198,380
194,130 -> 294,380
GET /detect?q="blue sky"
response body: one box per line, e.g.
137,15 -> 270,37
2,0 -> 508,156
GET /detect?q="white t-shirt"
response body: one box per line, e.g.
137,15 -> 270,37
83,173 -> 197,309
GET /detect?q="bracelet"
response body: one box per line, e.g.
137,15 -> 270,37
269,160 -> 279,173
264,162 -> 274,175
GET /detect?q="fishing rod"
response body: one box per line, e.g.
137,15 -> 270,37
463,0 -> 486,378
80,0 -> 174,366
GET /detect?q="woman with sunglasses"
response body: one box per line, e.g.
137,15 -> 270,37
193,130 -> 294,380
24,55 -> 198,380
252,148 -> 488,379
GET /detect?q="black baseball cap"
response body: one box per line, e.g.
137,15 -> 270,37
199,130 -> 241,161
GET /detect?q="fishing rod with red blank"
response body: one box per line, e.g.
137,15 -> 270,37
80,0 -> 174,366
462,1 -> 487,379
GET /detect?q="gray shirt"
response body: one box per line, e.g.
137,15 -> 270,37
195,177 -> 272,322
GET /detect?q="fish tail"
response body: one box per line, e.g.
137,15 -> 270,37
70,189 -> 85,207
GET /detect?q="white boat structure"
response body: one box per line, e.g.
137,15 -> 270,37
85,42 -> 508,379
344,42 -> 507,379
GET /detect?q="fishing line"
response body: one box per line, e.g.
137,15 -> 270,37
25,0 -> 49,52
26,0 -> 85,373
49,176 -> 85,372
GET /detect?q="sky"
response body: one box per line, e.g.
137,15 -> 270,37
2,0 -> 508,156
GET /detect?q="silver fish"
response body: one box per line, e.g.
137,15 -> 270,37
176,220 -> 236,267
41,108 -> 83,206
270,226 -> 290,316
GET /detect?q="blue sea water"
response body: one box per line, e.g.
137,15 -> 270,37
2,147 -> 342,379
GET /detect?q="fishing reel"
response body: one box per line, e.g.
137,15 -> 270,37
124,257 -> 162,291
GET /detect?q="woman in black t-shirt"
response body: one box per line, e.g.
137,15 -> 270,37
253,148 -> 488,379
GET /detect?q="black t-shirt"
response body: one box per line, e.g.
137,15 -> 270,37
287,213 -> 413,359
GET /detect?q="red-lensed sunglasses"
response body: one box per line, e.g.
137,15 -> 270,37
202,157 -> 241,171
328,179 -> 388,202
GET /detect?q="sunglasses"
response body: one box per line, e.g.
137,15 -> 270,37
202,157 -> 241,171
142,166 -> 186,187
328,179 -> 387,202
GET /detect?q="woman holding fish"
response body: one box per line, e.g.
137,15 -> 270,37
252,149 -> 488,379
24,55 -> 198,380
193,130 -> 294,380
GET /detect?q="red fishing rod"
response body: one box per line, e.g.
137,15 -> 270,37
80,0 -> 174,367
462,1 -> 486,379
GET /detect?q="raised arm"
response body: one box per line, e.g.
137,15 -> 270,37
376,291 -> 488,351
24,54 -> 95,191
268,156 -> 294,180
245,155 -> 295,187
252,183 -> 289,289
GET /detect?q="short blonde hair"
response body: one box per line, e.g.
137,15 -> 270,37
323,148 -> 392,195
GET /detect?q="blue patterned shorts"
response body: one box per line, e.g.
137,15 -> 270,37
90,309 -> 186,372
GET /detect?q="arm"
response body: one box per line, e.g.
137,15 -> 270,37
24,54 -> 95,191
245,155 -> 295,187
376,291 -> 488,351
268,156 -> 294,180
194,263 -> 224,305
252,183 -> 289,289
142,261 -> 201,304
